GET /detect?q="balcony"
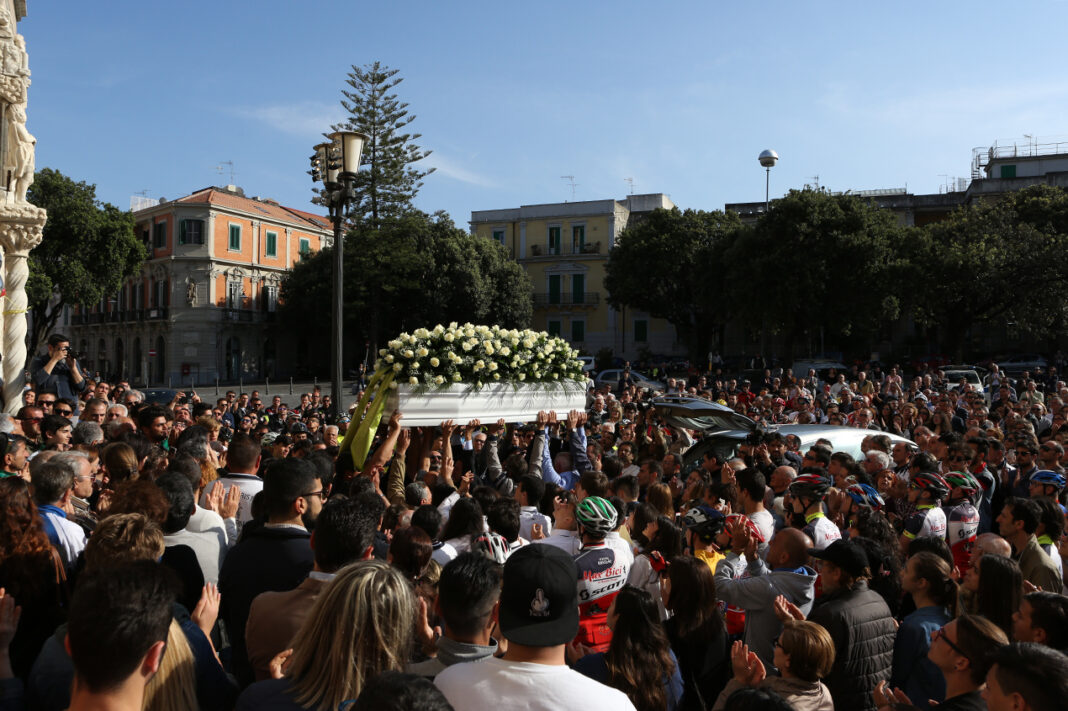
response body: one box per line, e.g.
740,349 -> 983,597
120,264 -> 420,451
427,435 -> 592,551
144,307 -> 169,320
533,292 -> 600,308
222,308 -> 255,322
525,241 -> 603,260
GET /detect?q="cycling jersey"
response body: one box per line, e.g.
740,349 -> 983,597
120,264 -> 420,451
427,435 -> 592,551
573,541 -> 629,652
944,501 -> 979,574
902,504 -> 947,541
803,512 -> 841,550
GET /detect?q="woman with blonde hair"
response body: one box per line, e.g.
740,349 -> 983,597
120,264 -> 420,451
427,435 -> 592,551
237,559 -> 417,711
99,441 -> 140,489
143,619 -> 198,711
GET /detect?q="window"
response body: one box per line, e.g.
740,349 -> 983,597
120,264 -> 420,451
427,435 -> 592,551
571,274 -> 585,305
141,228 -> 150,245
572,224 -> 585,253
265,231 -> 278,258
179,219 -> 204,245
492,229 -> 505,247
571,319 -> 585,343
265,285 -> 278,313
299,237 -> 311,258
548,275 -> 561,305
1000,164 -> 1017,178
547,226 -> 561,255
633,319 -> 648,343
152,221 -> 166,249
227,281 -> 243,309
228,224 -> 241,251
135,282 -> 144,309
547,320 -> 562,337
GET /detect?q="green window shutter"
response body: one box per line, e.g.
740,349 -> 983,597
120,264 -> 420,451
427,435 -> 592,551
548,227 -> 560,254
179,220 -> 187,245
1000,164 -> 1016,178
547,320 -> 562,337
571,320 -> 585,342
548,275 -> 561,304
572,274 -> 584,304
573,225 -> 585,251
634,319 -> 648,342
229,225 -> 241,250
266,231 -> 277,257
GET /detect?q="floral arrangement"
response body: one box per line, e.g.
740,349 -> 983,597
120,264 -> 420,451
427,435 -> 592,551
372,322 -> 586,389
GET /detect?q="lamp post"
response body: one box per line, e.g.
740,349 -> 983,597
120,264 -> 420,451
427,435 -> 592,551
310,130 -> 369,423
758,149 -> 778,213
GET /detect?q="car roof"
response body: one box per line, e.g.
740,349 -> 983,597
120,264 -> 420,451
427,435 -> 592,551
698,424 -> 915,460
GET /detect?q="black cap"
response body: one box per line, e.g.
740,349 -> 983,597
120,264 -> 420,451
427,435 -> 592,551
808,539 -> 870,578
498,544 -> 579,647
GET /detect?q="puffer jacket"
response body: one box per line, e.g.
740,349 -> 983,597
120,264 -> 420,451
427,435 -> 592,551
807,580 -> 896,711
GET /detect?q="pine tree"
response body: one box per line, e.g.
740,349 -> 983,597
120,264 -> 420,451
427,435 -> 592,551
338,62 -> 434,227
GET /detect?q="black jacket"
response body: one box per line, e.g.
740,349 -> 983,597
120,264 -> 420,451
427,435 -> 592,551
219,524 -> 313,687
807,580 -> 896,711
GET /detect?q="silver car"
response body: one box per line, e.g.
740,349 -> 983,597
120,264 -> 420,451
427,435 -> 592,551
595,369 -> 665,392
653,396 -> 916,471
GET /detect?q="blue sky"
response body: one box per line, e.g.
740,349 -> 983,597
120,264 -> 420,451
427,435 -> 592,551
23,1 -> 1068,223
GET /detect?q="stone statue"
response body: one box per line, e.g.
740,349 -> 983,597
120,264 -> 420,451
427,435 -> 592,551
187,279 -> 197,305
12,34 -> 27,77
0,8 -> 12,41
6,104 -> 34,204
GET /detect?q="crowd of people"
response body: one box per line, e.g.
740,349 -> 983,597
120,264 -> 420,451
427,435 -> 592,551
1,332 -> 1068,711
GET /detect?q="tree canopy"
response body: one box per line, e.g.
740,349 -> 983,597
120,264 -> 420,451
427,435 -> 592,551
604,207 -> 743,358
26,168 -> 143,359
279,211 -> 531,374
338,61 -> 434,227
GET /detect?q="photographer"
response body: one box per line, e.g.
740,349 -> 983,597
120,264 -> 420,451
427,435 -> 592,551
31,333 -> 87,403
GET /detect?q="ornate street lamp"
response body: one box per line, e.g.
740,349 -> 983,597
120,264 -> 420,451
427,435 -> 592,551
310,130 -> 369,422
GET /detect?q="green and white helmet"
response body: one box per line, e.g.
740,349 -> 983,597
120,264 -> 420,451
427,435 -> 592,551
575,496 -> 618,537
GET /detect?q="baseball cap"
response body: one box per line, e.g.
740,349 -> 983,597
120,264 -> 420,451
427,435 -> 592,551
807,539 -> 869,578
497,544 -> 579,647
289,422 -> 309,434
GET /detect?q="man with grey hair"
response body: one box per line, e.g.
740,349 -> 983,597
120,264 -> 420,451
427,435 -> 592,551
0,412 -> 14,435
106,403 -> 128,423
71,421 -> 104,446
31,458 -> 86,568
122,388 -> 144,409
53,450 -> 97,534
863,450 -> 892,479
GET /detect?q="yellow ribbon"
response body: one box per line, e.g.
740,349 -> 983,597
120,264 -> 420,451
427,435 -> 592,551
2,309 -> 26,315
348,368 -> 395,470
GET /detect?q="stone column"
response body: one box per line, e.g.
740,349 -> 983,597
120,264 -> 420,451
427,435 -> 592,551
0,204 -> 44,412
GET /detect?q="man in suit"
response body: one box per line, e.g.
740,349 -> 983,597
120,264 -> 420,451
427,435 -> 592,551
243,492 -> 382,681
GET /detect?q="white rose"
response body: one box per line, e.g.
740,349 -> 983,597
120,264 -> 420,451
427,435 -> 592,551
488,362 -> 498,371
434,375 -> 445,385
462,342 -> 473,351
385,354 -> 394,363
499,346 -> 510,356
433,324 -> 444,334
417,347 -> 429,357
379,348 -> 388,356
485,345 -> 495,356
411,361 -> 420,370
430,357 -> 440,367
523,339 -> 534,349
389,381 -> 398,389
518,373 -> 526,381
493,373 -> 501,380
409,377 -> 419,385
415,328 -> 430,339
393,363 -> 403,372
444,333 -> 455,342
452,372 -> 462,382
389,339 -> 402,349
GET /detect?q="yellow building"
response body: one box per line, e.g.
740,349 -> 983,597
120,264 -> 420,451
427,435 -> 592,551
471,194 -> 684,359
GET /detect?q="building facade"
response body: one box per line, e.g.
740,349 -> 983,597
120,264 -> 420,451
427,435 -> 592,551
64,185 -> 331,386
471,194 -> 685,360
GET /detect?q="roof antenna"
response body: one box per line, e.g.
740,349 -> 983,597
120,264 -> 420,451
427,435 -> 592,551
215,160 -> 236,185
560,175 -> 578,201
624,177 -> 635,195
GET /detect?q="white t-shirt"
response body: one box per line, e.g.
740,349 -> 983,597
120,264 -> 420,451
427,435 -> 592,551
519,506 -> 552,541
748,509 -> 776,545
198,472 -> 263,528
604,531 -> 635,570
533,529 -> 581,556
435,656 -> 637,711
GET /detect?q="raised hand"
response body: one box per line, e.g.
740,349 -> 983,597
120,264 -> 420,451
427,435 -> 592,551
221,484 -> 241,520
191,583 -> 221,638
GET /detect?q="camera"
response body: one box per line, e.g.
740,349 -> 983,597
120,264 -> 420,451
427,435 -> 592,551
64,347 -> 79,360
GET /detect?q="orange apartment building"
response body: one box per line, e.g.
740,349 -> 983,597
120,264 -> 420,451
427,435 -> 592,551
64,185 -> 331,385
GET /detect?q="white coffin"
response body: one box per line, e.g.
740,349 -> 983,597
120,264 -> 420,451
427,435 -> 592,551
382,381 -> 588,427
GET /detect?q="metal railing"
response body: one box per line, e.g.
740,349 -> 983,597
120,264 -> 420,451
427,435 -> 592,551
533,292 -> 600,308
972,139 -> 1068,179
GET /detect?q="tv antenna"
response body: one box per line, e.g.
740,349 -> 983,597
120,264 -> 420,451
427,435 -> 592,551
215,160 -> 236,184
806,175 -> 820,190
561,175 -> 578,200
624,177 -> 635,195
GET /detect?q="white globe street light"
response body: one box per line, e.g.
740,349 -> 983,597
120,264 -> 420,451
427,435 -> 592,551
758,149 -> 778,213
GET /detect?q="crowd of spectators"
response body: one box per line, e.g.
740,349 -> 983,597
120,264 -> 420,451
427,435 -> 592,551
1,333 -> 1067,711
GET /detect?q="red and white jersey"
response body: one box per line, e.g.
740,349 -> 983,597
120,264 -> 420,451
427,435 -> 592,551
573,541 -> 629,652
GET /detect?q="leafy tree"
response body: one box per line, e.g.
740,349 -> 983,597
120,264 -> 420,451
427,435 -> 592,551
604,207 -> 742,360
338,61 -> 434,227
279,211 -> 531,374
722,189 -> 906,358
908,184 -> 1068,357
25,168 -> 143,359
